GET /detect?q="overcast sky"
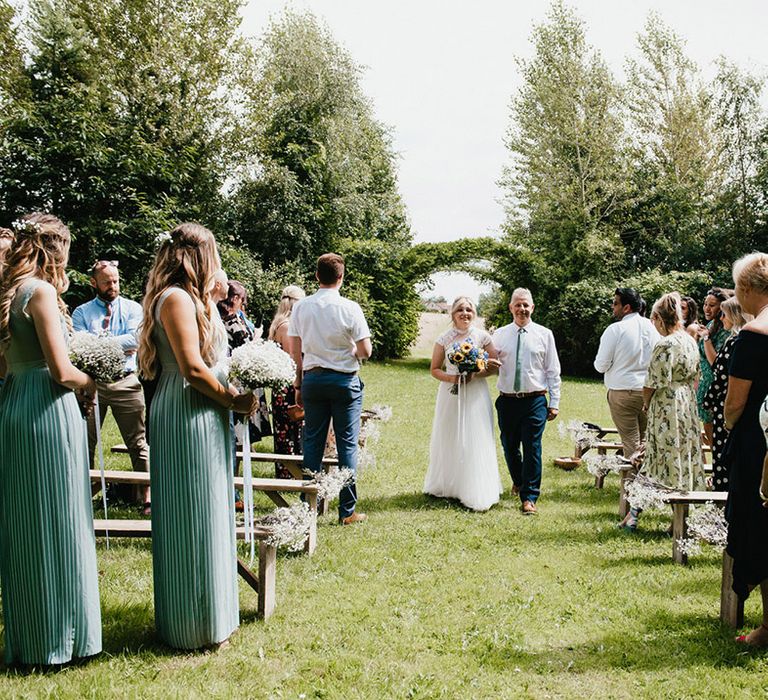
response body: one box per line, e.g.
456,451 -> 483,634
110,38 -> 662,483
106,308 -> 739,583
241,0 -> 768,302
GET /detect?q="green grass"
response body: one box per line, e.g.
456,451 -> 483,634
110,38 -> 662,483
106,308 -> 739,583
2,359 -> 767,698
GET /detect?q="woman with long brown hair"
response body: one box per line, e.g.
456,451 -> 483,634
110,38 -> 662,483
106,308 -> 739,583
0,213 -> 101,665
139,223 -> 257,650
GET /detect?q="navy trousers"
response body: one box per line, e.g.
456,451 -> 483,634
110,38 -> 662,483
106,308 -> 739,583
495,395 -> 548,503
302,369 -> 363,519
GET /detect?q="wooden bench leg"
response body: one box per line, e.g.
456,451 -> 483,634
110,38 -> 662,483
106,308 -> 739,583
304,493 -> 318,556
594,474 -> 605,489
265,492 -> 290,508
671,503 -> 689,565
258,541 -> 276,620
720,551 -> 744,628
618,468 -> 634,519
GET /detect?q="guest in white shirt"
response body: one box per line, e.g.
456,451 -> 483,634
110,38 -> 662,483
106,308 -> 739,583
288,253 -> 372,525
492,288 -> 561,515
594,287 -> 660,460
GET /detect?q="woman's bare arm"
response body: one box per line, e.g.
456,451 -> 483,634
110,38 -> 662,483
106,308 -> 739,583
724,377 -> 752,430
160,291 -> 255,414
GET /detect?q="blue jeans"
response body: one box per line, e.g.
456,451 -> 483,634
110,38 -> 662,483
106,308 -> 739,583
302,369 -> 364,520
496,395 -> 548,503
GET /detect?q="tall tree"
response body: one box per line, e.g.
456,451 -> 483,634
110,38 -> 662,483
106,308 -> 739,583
233,10 -> 410,269
624,14 -> 721,271
500,1 -> 629,286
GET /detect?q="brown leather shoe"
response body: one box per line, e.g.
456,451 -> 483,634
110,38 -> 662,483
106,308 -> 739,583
521,500 -> 537,515
341,512 -> 368,525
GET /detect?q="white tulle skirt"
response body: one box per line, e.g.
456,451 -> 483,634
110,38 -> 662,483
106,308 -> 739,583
423,376 -> 502,511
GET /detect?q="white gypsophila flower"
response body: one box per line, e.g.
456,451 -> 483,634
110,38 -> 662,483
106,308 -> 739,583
257,502 -> 312,552
368,404 -> 393,423
625,473 -> 671,512
584,453 -> 626,478
303,466 -> 354,502
229,339 -> 296,390
686,503 -> 728,549
155,231 -> 172,246
359,420 -> 381,448
11,219 -> 42,234
675,538 -> 703,557
357,449 -> 377,471
560,419 -> 596,451
69,331 -> 125,384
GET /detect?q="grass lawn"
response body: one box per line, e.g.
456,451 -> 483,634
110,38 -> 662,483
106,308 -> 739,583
2,358 -> 767,698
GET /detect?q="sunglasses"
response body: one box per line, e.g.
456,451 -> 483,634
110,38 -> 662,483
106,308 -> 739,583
91,259 -> 119,273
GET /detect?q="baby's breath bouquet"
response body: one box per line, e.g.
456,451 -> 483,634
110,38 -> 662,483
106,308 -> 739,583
228,339 -> 296,390
69,331 -> 125,384
257,502 -> 313,552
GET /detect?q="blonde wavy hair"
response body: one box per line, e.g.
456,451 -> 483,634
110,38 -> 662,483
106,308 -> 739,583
268,285 -> 305,340
0,213 -> 71,350
138,223 -> 225,379
450,296 -> 477,327
650,292 -> 684,334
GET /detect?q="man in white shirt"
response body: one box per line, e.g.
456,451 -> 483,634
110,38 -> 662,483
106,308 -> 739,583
493,288 -> 561,515
288,253 -> 373,525
593,287 -> 661,460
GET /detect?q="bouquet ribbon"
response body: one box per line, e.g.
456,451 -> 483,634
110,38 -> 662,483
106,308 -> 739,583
234,418 -> 255,565
93,392 -> 109,548
456,372 -> 467,445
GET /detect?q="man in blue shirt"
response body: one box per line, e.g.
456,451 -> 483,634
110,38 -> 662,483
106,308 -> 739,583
72,260 -> 150,511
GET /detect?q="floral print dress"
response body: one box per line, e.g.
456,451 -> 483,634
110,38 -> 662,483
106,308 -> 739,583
644,331 -> 705,491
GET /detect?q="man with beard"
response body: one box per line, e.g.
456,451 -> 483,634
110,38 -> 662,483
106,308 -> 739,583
73,260 -> 150,512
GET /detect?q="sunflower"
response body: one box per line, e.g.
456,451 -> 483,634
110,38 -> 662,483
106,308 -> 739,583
476,359 -> 486,371
460,342 -> 473,353
452,352 -> 465,363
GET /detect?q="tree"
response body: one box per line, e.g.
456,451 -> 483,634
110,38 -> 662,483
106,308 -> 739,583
232,10 -> 410,269
624,14 -> 721,271
500,1 -> 630,287
0,0 -> 246,299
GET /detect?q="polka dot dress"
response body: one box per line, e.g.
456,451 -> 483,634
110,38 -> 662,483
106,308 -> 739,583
702,333 -> 736,491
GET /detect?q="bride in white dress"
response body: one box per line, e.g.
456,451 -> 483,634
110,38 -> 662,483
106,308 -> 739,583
423,297 -> 502,511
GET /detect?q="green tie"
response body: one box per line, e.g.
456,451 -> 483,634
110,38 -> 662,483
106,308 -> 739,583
514,327 -> 526,392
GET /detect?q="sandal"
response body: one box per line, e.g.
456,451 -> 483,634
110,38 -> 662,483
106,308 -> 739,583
735,623 -> 768,647
618,507 -> 640,531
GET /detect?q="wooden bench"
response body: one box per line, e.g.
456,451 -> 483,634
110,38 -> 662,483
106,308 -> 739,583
93,519 -> 277,619
112,444 -> 337,515
657,491 -> 740,628
91,469 -> 319,555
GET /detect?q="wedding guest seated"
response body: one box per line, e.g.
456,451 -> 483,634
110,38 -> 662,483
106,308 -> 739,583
724,252 -> 768,647
268,285 -> 306,479
702,296 -> 750,491
620,292 -> 704,530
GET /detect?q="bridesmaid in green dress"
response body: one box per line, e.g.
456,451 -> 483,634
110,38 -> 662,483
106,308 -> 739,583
0,213 -> 101,665
138,223 -> 257,650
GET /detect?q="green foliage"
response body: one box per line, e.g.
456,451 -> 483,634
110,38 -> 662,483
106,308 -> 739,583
547,269 -> 711,375
232,10 -> 410,269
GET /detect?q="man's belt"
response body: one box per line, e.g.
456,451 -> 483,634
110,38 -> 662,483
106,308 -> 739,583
304,367 -> 357,375
498,390 -> 547,399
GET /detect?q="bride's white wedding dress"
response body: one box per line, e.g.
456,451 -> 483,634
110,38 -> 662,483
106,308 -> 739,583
423,326 -> 502,511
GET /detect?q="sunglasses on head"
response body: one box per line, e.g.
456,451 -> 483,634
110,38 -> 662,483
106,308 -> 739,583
91,259 -> 119,273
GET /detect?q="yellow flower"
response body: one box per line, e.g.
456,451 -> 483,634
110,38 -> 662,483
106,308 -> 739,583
452,352 -> 465,363
476,359 -> 486,371
460,342 -> 472,353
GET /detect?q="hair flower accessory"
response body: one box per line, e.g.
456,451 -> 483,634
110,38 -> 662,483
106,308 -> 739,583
11,219 -> 43,237
155,230 -> 172,246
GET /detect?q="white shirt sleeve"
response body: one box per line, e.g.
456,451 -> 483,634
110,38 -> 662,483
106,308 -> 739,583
593,325 -> 617,374
544,328 -> 562,409
350,302 -> 371,342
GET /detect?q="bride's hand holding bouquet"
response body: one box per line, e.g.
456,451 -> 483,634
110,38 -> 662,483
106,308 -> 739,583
446,338 -> 489,395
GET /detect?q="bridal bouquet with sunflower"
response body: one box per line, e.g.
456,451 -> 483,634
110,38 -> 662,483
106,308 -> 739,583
446,338 -> 489,395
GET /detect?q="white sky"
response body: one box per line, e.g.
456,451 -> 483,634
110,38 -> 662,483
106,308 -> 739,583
241,0 -> 768,302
